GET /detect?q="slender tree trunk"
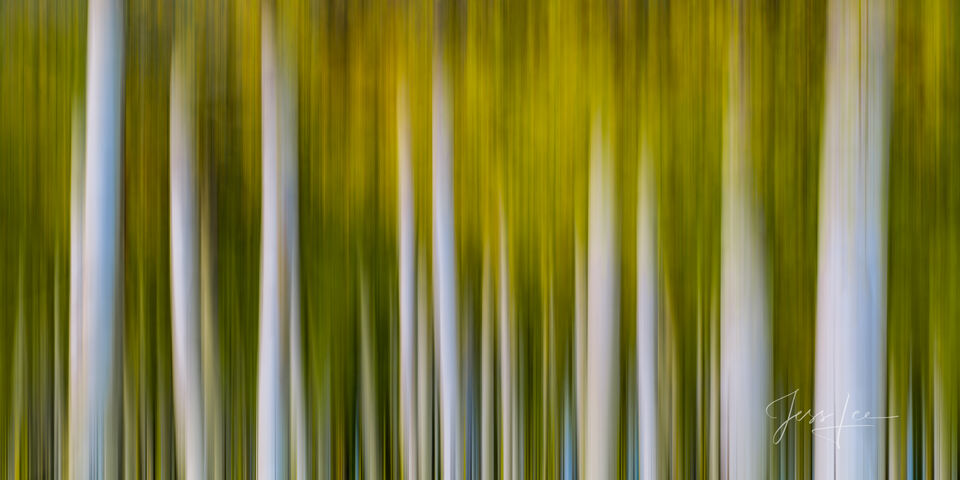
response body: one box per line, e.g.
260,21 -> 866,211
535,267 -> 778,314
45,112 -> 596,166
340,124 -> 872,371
397,78 -> 419,480
720,21 -> 770,478
76,0 -> 124,476
258,2 -> 289,477
170,36 -> 205,480
636,140 -> 658,480
498,207 -> 514,480
585,117 -> 620,480
432,49 -> 462,480
814,0 -> 890,477
259,3 -> 303,476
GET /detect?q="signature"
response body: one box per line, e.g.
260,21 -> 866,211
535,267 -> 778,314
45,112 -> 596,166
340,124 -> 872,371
766,389 -> 897,449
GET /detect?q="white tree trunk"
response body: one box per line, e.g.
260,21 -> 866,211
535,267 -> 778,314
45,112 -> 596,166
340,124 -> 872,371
585,117 -> 620,480
75,0 -> 124,476
498,207 -> 514,480
397,79 -> 419,480
258,3 -> 289,478
432,51 -> 462,480
636,140 -> 658,480
720,31 -> 770,479
170,40 -> 205,480
814,0 -> 890,477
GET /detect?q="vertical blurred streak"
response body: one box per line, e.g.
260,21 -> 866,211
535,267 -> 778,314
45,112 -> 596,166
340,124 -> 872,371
562,388 -> 575,480
814,0 -> 891,477
417,246 -> 435,480
9,265 -> 24,478
931,228 -> 960,478
480,245 -> 493,480
636,139 -> 658,480
279,12 -> 306,480
585,116 -> 620,480
56,248 -> 63,479
397,77 -> 419,480
359,272 -> 380,479
499,206 -> 514,480
574,219 -> 585,480
68,96 -> 84,480
432,47 -> 462,480
719,15 -> 770,478
76,0 -> 125,476
200,115 -> 222,480
258,2 -> 289,478
170,35 -> 204,480
317,362 -> 331,480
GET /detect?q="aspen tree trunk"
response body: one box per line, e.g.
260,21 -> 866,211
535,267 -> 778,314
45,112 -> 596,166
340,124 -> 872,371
170,34 -> 205,479
585,117 -> 620,480
258,2 -> 289,477
432,47 -> 462,480
75,0 -> 124,476
814,0 -> 891,477
499,208 -> 514,480
720,17 -> 770,478
636,140 -> 658,480
397,79 -> 419,480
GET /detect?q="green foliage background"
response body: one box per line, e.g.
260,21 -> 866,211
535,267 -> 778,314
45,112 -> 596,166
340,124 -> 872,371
0,0 -> 958,478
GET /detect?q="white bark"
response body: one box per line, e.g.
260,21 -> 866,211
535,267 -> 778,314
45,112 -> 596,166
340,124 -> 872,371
258,3 -> 289,478
574,219 -> 586,480
432,51 -> 462,480
498,207 -> 514,480
636,140 -> 658,480
585,117 -> 620,480
397,79 -> 419,480
814,0 -> 890,477
75,0 -> 124,476
720,32 -> 770,479
170,40 -> 205,480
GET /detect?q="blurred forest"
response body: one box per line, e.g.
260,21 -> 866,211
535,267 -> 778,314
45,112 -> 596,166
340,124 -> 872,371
0,0 -> 958,478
